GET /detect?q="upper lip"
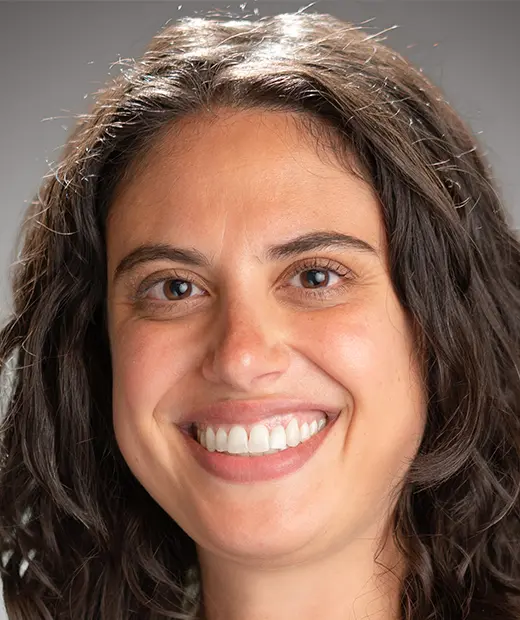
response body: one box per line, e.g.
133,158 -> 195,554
180,398 -> 340,426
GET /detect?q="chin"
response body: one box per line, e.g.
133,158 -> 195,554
191,501 -> 330,564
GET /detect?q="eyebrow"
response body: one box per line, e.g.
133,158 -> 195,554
112,231 -> 379,285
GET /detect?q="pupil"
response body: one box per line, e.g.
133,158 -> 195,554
303,269 -> 328,288
167,280 -> 191,298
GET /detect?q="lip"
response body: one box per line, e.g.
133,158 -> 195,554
179,398 -> 341,427
178,412 -> 340,484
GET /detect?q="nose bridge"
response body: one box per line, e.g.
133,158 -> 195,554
201,287 -> 290,391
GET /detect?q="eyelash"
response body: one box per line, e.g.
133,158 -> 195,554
133,257 -> 355,310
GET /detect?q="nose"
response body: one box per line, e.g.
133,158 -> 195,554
201,298 -> 291,392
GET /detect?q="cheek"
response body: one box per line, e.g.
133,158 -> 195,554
306,294 -> 425,471
110,318 -> 204,419
109,318 -> 205,496
302,292 -> 419,400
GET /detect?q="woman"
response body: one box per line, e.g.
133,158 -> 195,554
0,11 -> 519,620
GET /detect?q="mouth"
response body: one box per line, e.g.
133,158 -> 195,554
183,411 -> 330,457
179,409 -> 340,483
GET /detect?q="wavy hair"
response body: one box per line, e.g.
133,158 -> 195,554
1,12 -> 519,620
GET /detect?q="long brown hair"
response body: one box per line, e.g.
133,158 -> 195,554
1,12 -> 519,620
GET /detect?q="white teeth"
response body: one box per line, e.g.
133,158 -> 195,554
206,427 -> 216,452
216,428 -> 227,452
227,426 -> 249,454
249,424 -> 270,454
194,414 -> 329,455
269,425 -> 287,450
285,418 -> 301,447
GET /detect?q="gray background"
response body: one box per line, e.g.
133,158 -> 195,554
0,0 -> 518,616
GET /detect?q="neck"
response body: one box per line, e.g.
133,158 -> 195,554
196,530 -> 404,620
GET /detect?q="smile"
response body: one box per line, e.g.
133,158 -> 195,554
192,412 -> 328,457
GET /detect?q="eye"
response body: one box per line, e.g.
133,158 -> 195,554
133,257 -> 354,311
288,268 -> 342,289
283,258 -> 353,296
147,278 -> 205,301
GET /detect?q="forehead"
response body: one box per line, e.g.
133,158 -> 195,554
106,110 -> 385,259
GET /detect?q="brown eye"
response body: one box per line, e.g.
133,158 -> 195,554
299,269 -> 330,288
289,268 -> 341,290
164,280 -> 192,299
146,278 -> 205,301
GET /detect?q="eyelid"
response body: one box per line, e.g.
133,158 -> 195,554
281,257 -> 353,282
132,268 -> 207,299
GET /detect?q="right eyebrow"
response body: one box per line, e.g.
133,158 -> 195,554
113,244 -> 211,285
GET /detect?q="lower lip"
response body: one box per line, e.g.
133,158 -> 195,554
179,415 -> 338,484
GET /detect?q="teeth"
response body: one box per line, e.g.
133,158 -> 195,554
249,424 -> 270,453
206,427 -> 216,452
194,414 -> 328,456
285,418 -> 301,447
216,428 -> 228,452
227,426 -> 249,454
269,425 -> 287,451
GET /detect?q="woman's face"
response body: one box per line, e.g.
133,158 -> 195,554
106,110 -> 426,564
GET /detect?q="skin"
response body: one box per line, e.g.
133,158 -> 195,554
106,109 -> 426,620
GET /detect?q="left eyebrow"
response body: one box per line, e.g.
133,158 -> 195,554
112,230 -> 379,285
265,231 -> 379,261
